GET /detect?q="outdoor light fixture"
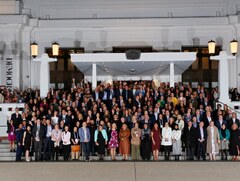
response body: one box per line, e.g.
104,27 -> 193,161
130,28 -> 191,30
52,42 -> 60,57
208,40 -> 216,55
31,42 -> 38,58
230,39 -> 238,56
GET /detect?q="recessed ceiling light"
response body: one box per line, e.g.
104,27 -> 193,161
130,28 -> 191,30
129,68 -> 136,72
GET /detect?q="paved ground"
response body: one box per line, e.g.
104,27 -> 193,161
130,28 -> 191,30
0,162 -> 239,181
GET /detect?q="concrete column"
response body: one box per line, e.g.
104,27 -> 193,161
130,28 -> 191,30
170,63 -> 174,87
34,53 -> 57,98
92,63 -> 97,90
210,51 -> 236,104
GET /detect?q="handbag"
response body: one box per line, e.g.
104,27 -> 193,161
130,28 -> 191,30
71,145 -> 80,152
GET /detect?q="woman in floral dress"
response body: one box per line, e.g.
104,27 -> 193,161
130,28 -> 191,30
108,123 -> 118,161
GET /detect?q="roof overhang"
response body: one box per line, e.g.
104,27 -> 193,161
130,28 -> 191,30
71,52 -> 196,77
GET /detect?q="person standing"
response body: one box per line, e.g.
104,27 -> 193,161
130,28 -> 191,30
119,123 -> 131,161
51,124 -> 62,161
219,124 -> 230,160
32,119 -> 44,161
108,123 -> 118,161
131,122 -> 141,160
22,125 -> 32,162
172,124 -> 182,161
151,123 -> 161,161
207,121 -> 220,161
94,125 -> 108,160
62,125 -> 71,161
229,123 -> 240,161
79,121 -> 91,161
197,121 -> 207,160
141,123 -> 151,160
161,122 -> 172,160
15,123 -> 24,161
11,107 -> 22,130
43,119 -> 53,161
184,121 -> 197,160
71,126 -> 80,160
7,119 -> 16,152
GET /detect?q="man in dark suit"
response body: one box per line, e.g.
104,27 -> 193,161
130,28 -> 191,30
32,119 -> 45,161
197,121 -> 207,160
203,111 -> 213,128
43,119 -> 53,161
184,121 -> 197,160
15,123 -> 24,161
122,85 -> 133,102
227,112 -> 240,130
215,114 -> 227,130
11,107 -> 22,130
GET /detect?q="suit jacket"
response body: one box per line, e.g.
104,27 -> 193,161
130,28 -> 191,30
11,113 -> 22,129
215,119 -> 227,130
202,116 -> 213,128
32,124 -> 45,141
79,127 -> 90,143
122,89 -> 133,101
227,118 -> 240,130
197,127 -> 207,143
184,126 -> 198,148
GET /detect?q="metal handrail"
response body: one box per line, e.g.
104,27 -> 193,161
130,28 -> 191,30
216,100 -> 240,114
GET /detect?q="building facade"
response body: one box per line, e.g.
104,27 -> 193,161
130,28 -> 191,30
0,0 -> 240,90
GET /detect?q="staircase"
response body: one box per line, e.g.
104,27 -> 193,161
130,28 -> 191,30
0,139 -> 233,161
0,139 -> 16,161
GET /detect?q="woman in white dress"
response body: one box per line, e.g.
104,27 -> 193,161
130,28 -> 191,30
172,124 -> 182,161
161,122 -> 172,160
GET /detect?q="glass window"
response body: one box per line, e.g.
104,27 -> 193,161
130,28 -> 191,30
202,57 -> 209,69
211,60 -> 218,69
191,58 -> 198,69
50,62 -> 55,71
68,59 -> 75,71
57,59 -> 64,71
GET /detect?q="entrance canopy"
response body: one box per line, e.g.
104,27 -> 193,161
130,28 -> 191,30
71,52 -> 196,89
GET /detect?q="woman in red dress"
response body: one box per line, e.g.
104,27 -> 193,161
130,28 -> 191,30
151,123 -> 161,160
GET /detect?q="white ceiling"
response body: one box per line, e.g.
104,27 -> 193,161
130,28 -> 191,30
71,52 -> 196,76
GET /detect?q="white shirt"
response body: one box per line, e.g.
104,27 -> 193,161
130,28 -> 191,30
172,130 -> 181,140
62,131 -> 71,145
161,127 -> 172,146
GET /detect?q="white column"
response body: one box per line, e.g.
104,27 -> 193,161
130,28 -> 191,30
210,51 -> 236,104
170,63 -> 174,87
92,63 -> 97,90
34,53 -> 57,98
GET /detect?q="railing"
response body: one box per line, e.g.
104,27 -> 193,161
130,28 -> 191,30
216,100 -> 240,118
0,103 -> 25,137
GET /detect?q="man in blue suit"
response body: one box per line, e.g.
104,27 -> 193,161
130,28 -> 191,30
15,123 -> 24,161
79,121 -> 91,161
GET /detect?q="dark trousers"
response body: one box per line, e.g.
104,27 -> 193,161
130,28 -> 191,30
52,142 -> 60,161
197,141 -> 206,160
63,144 -> 71,161
34,140 -> 42,161
186,144 -> 195,160
164,146 -> 171,160
43,137 -> 52,160
16,144 -> 23,161
90,141 -> 95,156
81,142 -> 90,160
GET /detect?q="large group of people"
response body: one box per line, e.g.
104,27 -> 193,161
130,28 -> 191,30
4,80 -> 240,162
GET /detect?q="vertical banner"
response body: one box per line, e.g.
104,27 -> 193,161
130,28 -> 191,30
6,58 -> 13,93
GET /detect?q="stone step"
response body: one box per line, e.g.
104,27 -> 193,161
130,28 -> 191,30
0,144 -> 10,149
0,152 -> 16,157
